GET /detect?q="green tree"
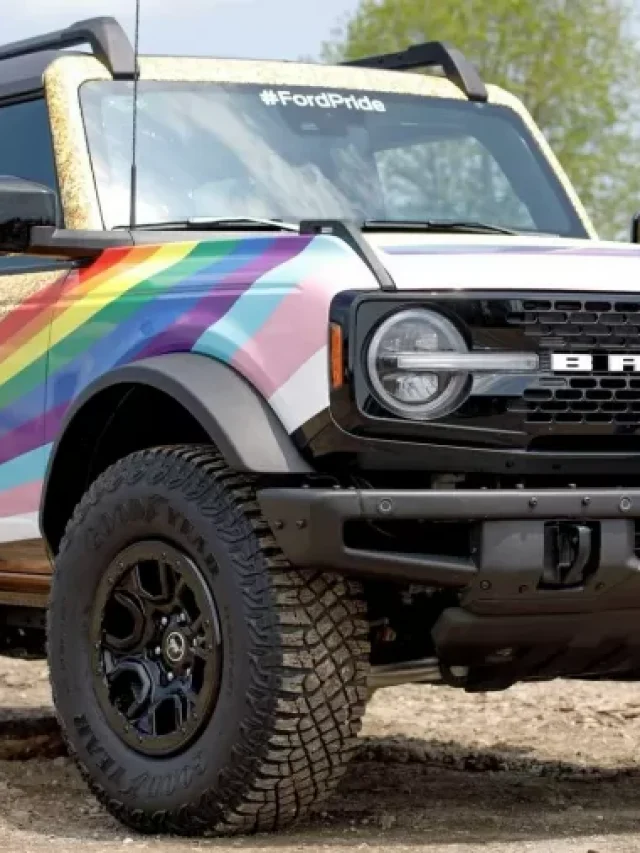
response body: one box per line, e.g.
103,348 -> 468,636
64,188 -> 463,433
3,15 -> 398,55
322,0 -> 640,240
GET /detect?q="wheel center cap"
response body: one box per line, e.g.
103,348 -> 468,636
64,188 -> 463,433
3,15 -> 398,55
165,631 -> 187,663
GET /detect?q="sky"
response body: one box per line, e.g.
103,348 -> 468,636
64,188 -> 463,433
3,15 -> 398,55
5,0 -> 361,61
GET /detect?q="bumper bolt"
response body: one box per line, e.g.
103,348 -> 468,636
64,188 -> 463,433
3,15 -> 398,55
620,496 -> 632,513
582,496 -> 591,506
274,520 -> 284,530
296,519 -> 307,529
378,499 -> 393,514
528,497 -> 538,508
480,580 -> 491,591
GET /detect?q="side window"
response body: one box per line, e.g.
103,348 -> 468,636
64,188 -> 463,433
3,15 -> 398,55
0,98 -> 57,189
0,98 -> 64,273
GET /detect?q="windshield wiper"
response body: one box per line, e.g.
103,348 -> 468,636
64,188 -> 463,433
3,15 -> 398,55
123,216 -> 300,233
363,219 -> 532,236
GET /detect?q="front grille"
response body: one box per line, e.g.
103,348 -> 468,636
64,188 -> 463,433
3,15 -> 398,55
507,299 -> 640,427
507,299 -> 640,349
511,376 -> 640,425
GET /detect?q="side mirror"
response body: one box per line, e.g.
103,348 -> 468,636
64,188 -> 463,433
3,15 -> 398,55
0,176 -> 57,253
631,212 -> 640,244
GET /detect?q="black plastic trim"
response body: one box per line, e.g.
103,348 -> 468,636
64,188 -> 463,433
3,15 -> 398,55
258,486 -> 476,585
294,415 -> 640,477
433,605 -> 640,690
258,485 -> 640,585
0,80 -> 44,103
299,219 -> 395,290
49,353 -> 311,479
28,226 -> 133,258
0,17 -> 136,80
342,41 -> 488,102
41,354 -> 312,545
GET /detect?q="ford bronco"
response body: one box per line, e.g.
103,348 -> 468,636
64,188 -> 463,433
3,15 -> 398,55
0,14 -> 638,836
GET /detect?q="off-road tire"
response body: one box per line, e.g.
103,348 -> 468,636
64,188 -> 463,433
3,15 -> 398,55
47,445 -> 370,835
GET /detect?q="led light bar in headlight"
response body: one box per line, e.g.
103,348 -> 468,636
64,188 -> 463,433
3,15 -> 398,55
366,307 -> 539,421
395,352 -> 539,373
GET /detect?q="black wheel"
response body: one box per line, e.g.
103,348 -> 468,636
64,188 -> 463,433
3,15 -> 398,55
47,446 -> 370,835
90,540 -> 223,757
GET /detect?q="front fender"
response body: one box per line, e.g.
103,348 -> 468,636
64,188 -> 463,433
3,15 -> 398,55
40,353 -> 313,550
45,353 -> 313,484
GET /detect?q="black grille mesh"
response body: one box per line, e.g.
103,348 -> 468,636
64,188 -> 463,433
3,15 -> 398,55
507,300 -> 640,426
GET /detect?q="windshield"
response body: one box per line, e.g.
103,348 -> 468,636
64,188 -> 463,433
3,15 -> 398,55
79,80 -> 588,237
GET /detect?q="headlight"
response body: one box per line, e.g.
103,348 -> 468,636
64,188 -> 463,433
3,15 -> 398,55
366,308 -> 470,420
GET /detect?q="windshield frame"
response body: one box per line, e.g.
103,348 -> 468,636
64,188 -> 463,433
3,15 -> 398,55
42,53 -> 597,238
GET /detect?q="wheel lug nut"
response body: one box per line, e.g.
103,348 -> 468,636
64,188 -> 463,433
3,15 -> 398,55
185,668 -> 191,677
160,617 -> 168,627
154,646 -> 161,656
167,672 -> 174,682
179,612 -> 187,624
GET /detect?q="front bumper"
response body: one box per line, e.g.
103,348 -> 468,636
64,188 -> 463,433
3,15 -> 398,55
258,486 -> 640,614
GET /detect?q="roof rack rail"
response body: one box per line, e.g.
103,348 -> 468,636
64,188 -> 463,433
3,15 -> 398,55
342,41 -> 487,102
0,16 -> 136,80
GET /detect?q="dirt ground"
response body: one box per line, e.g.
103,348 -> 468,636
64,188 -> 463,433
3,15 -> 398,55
2,658 -> 640,851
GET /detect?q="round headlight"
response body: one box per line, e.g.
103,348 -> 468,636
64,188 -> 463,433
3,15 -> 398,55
366,308 -> 470,420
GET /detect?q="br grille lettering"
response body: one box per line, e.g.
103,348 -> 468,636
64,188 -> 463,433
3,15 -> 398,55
551,354 -> 640,372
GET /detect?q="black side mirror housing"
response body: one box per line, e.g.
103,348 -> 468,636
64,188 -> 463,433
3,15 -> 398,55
631,212 -> 640,244
0,176 -> 57,253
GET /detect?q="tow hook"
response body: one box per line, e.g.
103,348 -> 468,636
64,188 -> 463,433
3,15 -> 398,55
543,521 -> 593,586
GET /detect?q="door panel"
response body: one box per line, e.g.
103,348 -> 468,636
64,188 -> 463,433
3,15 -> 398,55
0,268 -> 70,547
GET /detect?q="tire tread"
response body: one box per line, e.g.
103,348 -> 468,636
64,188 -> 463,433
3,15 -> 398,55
48,444 -> 369,836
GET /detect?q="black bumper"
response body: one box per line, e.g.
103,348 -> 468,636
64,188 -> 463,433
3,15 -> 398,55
258,486 -> 640,613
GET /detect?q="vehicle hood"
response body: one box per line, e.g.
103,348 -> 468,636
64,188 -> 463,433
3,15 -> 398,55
364,233 -> 640,293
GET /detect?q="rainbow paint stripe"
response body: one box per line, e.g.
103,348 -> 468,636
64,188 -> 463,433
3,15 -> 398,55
0,233 -> 377,540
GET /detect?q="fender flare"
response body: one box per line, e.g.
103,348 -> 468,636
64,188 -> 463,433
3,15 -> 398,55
41,353 -> 313,544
